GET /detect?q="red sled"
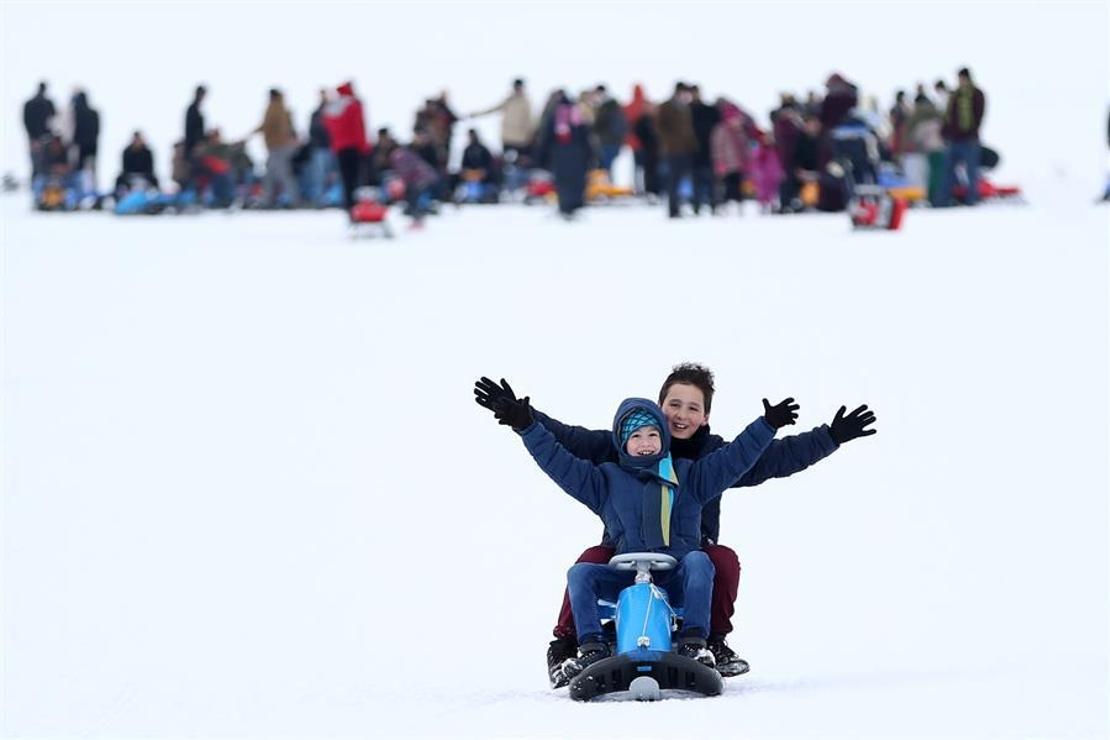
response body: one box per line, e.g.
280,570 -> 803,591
953,178 -> 1023,203
525,179 -> 555,203
349,201 -> 393,239
850,192 -> 907,231
351,201 -> 388,223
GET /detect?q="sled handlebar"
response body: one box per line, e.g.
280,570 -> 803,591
609,553 -> 677,583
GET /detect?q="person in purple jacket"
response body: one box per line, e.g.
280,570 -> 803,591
486,393 -> 799,683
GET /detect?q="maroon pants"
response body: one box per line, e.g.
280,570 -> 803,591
553,543 -> 741,639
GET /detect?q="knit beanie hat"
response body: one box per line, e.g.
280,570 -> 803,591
620,408 -> 660,447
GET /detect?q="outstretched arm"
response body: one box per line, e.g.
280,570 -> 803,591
519,419 -> 609,515
474,376 -> 613,463
733,402 -> 876,487
480,389 -> 608,514
687,398 -> 797,503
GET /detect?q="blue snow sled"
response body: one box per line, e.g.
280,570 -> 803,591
568,553 -> 723,702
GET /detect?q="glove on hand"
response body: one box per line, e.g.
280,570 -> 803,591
762,397 -> 799,430
492,395 -> 534,432
474,376 -> 524,427
829,404 -> 877,444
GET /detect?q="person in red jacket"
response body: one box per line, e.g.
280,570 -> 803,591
323,81 -> 371,217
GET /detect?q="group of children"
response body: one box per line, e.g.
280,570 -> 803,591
473,363 -> 878,688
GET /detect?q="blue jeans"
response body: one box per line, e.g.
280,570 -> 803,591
665,154 -> 693,217
300,147 -> 338,205
692,164 -> 716,213
599,144 -> 621,175
567,550 -> 714,645
941,139 -> 981,206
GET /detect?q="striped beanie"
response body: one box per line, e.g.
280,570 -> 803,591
620,408 -> 659,446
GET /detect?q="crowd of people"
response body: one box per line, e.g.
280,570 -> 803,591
20,69 -> 990,221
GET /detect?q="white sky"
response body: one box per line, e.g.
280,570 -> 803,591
1,0 -> 1107,186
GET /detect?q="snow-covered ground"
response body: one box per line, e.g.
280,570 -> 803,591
2,189 -> 1107,738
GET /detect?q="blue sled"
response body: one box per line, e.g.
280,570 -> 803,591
568,553 -> 723,702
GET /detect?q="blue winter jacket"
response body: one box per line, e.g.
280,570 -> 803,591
519,398 -> 777,559
532,408 -> 838,544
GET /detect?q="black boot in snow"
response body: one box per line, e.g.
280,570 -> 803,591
553,641 -> 611,687
708,634 -> 750,677
547,636 -> 578,688
677,635 -> 717,669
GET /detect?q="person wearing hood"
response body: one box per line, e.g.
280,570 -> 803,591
251,88 -> 301,207
475,364 -> 877,685
324,81 -> 371,217
535,91 -> 593,218
487,390 -> 799,683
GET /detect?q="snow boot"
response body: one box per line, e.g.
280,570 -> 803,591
677,635 -> 716,669
553,640 -> 611,687
708,634 -> 750,677
547,635 -> 578,688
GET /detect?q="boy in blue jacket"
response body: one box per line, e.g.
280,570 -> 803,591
489,392 -> 800,682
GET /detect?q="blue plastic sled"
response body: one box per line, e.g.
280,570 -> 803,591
568,553 -> 723,702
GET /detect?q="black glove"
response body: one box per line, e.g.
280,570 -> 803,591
474,376 -> 521,425
762,397 -> 799,430
829,404 -> 877,444
492,395 -> 534,432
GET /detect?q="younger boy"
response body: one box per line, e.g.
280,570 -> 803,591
488,393 -> 799,683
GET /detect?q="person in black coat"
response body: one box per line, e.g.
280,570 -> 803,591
536,92 -> 593,218
781,114 -> 821,212
184,85 -> 207,158
460,128 -> 497,184
23,81 -> 56,178
688,85 -> 721,214
634,111 -> 661,197
115,130 -> 159,194
70,90 -> 100,176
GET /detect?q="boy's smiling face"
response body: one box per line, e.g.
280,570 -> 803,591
625,426 -> 662,457
660,382 -> 709,440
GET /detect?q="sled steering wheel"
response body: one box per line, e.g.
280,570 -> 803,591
608,552 -> 678,572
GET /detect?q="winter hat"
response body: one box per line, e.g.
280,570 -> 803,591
620,408 -> 660,447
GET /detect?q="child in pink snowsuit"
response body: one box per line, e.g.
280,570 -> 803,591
750,132 -> 785,212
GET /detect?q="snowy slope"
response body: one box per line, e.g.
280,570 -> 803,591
1,191 -> 1106,739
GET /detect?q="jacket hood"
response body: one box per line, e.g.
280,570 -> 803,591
611,398 -> 671,468
337,82 -> 355,97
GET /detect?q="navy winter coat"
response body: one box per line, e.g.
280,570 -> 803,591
520,399 -> 777,560
532,407 -> 838,545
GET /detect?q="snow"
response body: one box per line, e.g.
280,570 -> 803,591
2,194 -> 1107,738
2,2 -> 1109,738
